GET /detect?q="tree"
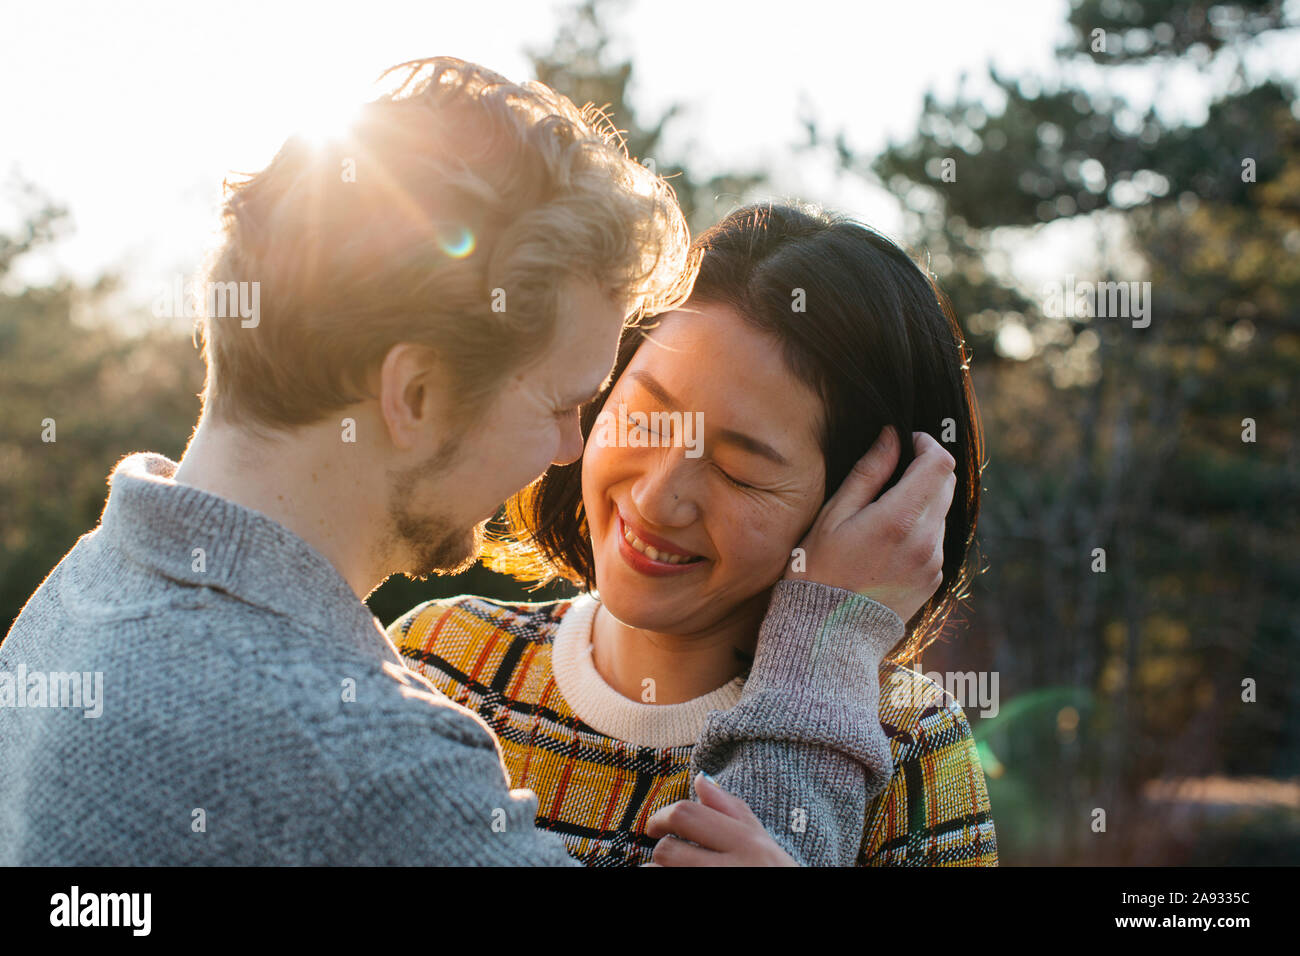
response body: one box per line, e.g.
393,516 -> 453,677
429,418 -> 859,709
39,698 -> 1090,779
528,0 -> 767,234
806,0 -> 1300,863
0,179 -> 205,632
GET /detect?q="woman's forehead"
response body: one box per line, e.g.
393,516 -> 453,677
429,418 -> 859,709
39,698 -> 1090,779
624,306 -> 824,455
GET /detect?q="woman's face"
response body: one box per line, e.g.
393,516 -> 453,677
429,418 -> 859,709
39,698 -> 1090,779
581,302 -> 827,637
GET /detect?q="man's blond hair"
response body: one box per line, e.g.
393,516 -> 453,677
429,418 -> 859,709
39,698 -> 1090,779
199,56 -> 697,428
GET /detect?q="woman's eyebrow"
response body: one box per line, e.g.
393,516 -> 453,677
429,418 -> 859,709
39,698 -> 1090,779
628,369 -> 790,467
714,426 -> 790,467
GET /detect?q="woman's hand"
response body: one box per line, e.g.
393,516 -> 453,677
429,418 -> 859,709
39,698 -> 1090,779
784,426 -> 957,623
643,774 -> 800,866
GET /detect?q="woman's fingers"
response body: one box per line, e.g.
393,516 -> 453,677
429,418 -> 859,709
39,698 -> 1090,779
853,432 -> 955,537
693,772 -> 758,821
819,425 -> 900,527
650,835 -> 725,867
926,535 -> 946,591
780,427 -> 957,619
911,469 -> 957,549
919,451 -> 959,524
645,796 -> 748,851
646,778 -> 801,867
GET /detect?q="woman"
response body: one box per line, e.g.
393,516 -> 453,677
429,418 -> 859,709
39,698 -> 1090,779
390,202 -> 997,866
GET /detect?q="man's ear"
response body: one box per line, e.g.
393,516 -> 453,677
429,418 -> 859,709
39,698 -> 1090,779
377,343 -> 446,452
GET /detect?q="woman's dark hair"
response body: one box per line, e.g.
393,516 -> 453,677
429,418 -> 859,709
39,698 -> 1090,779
483,201 -> 984,663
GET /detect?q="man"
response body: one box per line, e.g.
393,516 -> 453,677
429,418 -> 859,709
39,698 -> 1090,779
0,58 -> 954,865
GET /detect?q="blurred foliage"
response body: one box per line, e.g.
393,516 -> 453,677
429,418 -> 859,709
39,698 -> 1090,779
0,178 -> 203,627
528,0 -> 767,235
806,0 -> 1300,863
2,0 -> 1296,865
1059,0 -> 1289,63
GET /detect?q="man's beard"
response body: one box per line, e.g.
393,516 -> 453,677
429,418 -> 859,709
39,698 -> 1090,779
394,512 -> 485,580
386,430 -> 486,579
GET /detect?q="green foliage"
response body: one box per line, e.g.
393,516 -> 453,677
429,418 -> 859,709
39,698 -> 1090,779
1059,0 -> 1289,64
0,182 -> 204,630
527,0 -> 767,234
815,0 -> 1300,864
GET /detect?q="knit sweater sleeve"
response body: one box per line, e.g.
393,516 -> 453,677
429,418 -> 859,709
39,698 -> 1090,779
689,579 -> 903,866
318,716 -> 581,867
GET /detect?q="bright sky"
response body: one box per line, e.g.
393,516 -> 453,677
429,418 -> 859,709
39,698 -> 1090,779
2,0 -> 1297,320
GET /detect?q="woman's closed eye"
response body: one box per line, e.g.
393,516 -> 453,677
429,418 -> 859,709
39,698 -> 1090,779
714,463 -> 758,490
626,413 -> 762,489
629,415 -> 671,441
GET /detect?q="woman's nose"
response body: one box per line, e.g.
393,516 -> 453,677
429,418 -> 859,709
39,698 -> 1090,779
629,458 -> 695,526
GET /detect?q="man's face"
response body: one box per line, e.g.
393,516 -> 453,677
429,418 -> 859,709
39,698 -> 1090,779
386,278 -> 627,579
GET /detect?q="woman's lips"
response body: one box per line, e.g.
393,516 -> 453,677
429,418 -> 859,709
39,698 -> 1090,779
618,509 -> 702,558
615,513 -> 708,577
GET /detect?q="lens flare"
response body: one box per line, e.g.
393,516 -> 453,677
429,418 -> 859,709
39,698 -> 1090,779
436,225 -> 475,258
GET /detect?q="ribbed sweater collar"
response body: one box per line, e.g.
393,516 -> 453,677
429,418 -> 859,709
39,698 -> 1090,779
99,452 -> 386,656
550,592 -> 745,749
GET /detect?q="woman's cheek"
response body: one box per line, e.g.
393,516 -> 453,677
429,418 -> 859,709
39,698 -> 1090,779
580,439 -> 605,497
720,499 -> 791,578
580,442 -> 614,529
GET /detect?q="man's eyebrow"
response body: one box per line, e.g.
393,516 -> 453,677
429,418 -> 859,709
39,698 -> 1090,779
627,369 -> 791,467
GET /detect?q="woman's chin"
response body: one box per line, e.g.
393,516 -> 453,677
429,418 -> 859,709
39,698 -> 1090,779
593,563 -> 692,632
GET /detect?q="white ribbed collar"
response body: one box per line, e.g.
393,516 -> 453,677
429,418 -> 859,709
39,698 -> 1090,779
550,592 -> 746,748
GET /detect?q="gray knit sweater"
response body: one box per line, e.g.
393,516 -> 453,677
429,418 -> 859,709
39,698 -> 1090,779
0,452 -> 902,865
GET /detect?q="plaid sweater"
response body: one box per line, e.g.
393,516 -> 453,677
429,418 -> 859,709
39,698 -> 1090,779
390,592 -> 998,867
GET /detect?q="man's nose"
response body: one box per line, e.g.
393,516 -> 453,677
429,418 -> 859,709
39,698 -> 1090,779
552,412 -> 585,466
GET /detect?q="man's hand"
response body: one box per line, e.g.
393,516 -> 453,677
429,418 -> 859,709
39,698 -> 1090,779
643,774 -> 799,867
784,426 -> 957,623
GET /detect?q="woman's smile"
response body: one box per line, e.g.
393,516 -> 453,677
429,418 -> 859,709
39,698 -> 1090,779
615,510 -> 709,577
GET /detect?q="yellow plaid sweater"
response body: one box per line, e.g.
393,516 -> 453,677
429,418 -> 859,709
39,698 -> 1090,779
389,592 -> 998,867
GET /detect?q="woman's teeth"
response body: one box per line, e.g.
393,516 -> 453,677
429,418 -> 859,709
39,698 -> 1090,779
622,523 -> 701,564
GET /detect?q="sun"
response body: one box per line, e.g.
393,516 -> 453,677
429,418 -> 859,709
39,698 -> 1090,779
289,96 -> 367,149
